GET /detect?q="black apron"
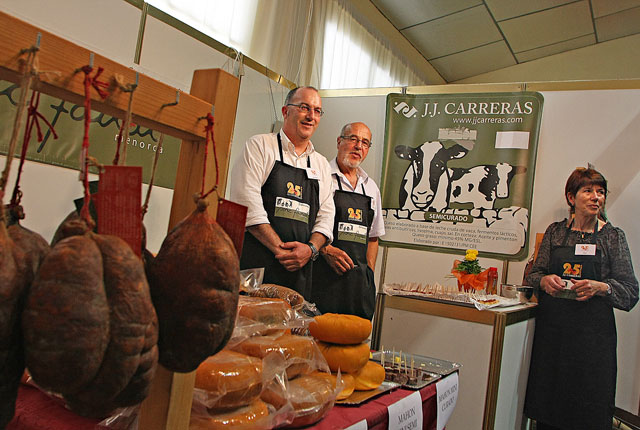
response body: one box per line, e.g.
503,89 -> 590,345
525,222 -> 616,429
240,133 -> 319,299
311,174 -> 376,319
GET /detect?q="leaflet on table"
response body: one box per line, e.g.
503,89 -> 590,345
387,390 -> 423,430
436,372 -> 459,430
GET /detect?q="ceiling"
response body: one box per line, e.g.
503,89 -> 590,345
370,0 -> 640,82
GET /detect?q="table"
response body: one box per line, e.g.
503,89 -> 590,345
372,293 -> 536,430
311,382 -> 438,430
9,381 -> 441,430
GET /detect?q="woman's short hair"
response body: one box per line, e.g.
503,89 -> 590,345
564,167 -> 608,209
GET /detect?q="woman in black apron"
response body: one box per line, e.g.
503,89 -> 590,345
311,174 -> 376,319
524,167 -> 638,430
240,133 -> 319,299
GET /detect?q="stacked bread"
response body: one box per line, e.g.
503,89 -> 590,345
309,314 -> 385,394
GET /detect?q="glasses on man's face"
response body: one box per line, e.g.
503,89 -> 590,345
340,135 -> 372,148
286,103 -> 324,117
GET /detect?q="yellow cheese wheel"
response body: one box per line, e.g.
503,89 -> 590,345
317,341 -> 370,374
311,371 -> 356,400
309,313 -> 372,344
351,360 -> 385,391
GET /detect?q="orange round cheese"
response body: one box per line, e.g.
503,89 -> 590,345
311,371 -> 356,400
190,399 -> 270,430
194,350 -> 263,411
317,341 -> 369,374
309,313 -> 372,344
351,360 -> 385,391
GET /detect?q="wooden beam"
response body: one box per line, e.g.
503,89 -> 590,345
0,10 -> 211,142
138,68 -> 240,430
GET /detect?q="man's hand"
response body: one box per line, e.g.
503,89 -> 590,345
276,241 -> 312,271
320,244 -> 354,275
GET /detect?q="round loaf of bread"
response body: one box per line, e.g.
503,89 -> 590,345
190,399 -> 270,430
195,350 -> 263,411
317,341 -> 370,374
309,313 -> 372,344
351,360 -> 385,391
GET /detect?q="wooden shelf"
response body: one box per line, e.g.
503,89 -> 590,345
0,10 -> 212,142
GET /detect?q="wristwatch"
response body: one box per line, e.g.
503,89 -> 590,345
307,242 -> 319,261
605,283 -> 612,295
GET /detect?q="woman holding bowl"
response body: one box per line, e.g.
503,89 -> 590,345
524,167 -> 638,430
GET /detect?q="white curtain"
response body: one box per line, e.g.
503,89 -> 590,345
146,0 -> 426,89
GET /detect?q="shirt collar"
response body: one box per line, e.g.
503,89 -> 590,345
279,129 -> 315,157
330,158 -> 368,190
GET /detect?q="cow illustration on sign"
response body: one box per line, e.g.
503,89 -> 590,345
394,140 -> 526,213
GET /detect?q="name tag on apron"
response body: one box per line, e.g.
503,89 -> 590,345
275,197 -> 310,224
338,222 -> 368,244
575,244 -> 596,255
305,167 -> 320,180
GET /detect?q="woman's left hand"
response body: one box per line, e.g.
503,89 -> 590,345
571,279 -> 606,301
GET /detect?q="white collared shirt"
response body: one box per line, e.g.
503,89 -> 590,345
329,158 -> 385,239
229,130 -> 335,242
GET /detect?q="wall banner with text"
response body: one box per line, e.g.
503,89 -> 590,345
0,80 -> 181,189
380,92 -> 543,260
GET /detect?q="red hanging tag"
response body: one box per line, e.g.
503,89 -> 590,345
216,198 -> 247,257
97,166 -> 142,256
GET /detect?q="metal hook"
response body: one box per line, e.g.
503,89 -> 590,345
89,52 -> 94,68
162,90 -> 180,108
134,71 -> 139,87
35,32 -> 41,49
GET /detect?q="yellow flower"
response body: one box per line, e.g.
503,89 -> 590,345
465,249 -> 478,261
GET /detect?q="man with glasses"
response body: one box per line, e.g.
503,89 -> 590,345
229,87 -> 334,299
310,122 -> 385,319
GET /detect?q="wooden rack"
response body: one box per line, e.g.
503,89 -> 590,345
1,10 -> 241,430
0,11 -> 212,142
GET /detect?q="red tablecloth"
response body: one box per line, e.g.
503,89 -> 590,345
9,382 -> 438,430
7,385 -> 99,430
310,383 -> 438,430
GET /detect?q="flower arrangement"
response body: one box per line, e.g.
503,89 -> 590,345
453,249 -> 482,274
451,249 -> 488,292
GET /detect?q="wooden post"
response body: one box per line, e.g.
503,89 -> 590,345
138,69 -> 240,430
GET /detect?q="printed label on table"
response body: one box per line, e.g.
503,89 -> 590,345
436,371 -> 459,430
387,390 -> 422,430
345,419 -> 368,430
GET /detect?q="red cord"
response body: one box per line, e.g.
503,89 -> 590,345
200,113 -> 219,199
79,65 -> 109,222
10,90 -> 58,206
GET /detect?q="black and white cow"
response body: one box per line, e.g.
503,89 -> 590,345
395,141 -> 526,212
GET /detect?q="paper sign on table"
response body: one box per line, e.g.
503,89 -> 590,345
345,419 -> 368,430
387,390 -> 422,430
436,371 -> 459,430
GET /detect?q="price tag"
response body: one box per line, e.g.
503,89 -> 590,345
345,419 -> 368,430
216,198 -> 248,256
387,390 -> 422,430
97,166 -> 142,256
436,372 -> 459,430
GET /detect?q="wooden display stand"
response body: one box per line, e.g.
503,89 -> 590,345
0,11 -> 241,430
139,69 -> 240,430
